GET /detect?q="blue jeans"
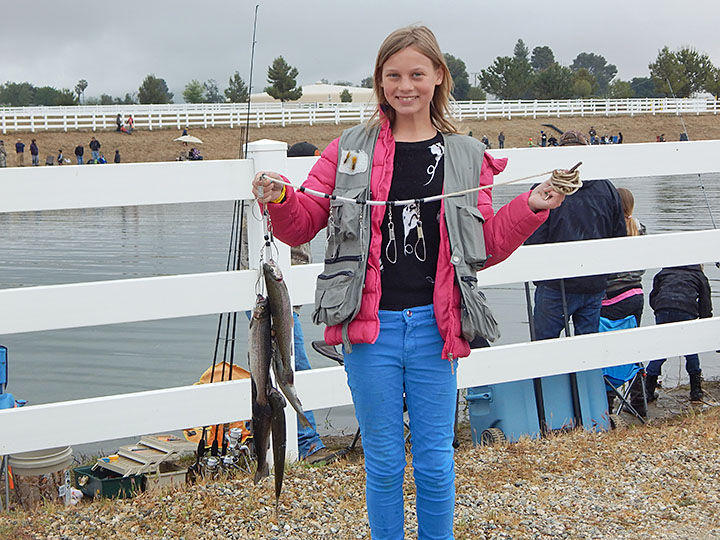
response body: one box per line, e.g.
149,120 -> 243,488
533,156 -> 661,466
647,309 -> 701,376
292,311 -> 325,458
31,154 -> 39,166
344,305 -> 457,540
91,150 -> 99,161
533,284 -> 604,339
77,156 -> 83,165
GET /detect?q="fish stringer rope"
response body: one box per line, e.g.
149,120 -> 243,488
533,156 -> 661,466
261,162 -> 582,208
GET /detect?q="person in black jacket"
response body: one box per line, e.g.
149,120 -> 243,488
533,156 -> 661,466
646,265 -> 712,402
74,144 -> 84,165
526,130 -> 626,339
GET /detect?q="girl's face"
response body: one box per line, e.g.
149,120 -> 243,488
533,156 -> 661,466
381,46 -> 442,122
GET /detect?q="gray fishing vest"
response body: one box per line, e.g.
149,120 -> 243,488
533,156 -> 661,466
312,124 -> 499,348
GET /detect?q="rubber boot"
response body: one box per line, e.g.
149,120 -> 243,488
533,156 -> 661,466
689,372 -> 703,402
646,375 -> 659,403
629,376 -> 647,418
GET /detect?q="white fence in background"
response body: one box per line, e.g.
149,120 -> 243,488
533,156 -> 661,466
1,97 -> 718,132
0,141 -> 719,458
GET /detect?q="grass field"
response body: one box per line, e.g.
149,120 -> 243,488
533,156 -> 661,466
3,113 -> 720,166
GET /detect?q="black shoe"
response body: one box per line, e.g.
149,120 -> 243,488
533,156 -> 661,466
646,375 -> 659,403
689,372 -> 703,402
629,376 -> 647,417
311,340 -> 344,365
606,392 -> 616,413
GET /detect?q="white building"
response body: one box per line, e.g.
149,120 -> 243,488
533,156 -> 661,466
250,82 -> 375,104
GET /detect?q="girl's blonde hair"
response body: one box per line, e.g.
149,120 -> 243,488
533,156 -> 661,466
369,25 -> 458,134
617,187 -> 639,236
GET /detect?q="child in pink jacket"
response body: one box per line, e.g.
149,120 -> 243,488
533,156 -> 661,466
253,25 -> 564,540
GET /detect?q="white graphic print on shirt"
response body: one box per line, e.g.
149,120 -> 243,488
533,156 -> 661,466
423,141 -> 445,186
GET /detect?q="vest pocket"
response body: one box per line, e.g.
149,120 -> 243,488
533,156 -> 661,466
456,205 -> 488,270
330,186 -> 366,241
313,270 -> 358,327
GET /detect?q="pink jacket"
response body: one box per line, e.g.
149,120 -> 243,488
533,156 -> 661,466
267,120 -> 548,360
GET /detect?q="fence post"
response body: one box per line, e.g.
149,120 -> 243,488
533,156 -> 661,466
245,138 -> 298,462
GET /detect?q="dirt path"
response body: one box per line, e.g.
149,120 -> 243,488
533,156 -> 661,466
3,113 -> 719,167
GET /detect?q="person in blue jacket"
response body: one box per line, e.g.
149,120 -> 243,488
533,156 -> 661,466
526,130 -> 626,339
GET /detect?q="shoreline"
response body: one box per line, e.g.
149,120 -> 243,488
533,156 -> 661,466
2,113 -> 719,167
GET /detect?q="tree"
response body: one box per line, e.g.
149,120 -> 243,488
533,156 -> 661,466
99,94 -> 114,105
334,80 -> 354,87
34,86 -> 61,106
480,56 -> 534,99
138,74 -> 173,104
0,82 -> 35,106
55,88 -> 78,106
571,68 -> 598,97
607,80 -> 635,99
705,67 -> 720,97
183,80 -> 204,103
630,77 -> 656,98
532,63 -> 573,99
571,53 -> 617,95
265,56 -> 303,102
339,89 -> 352,102
513,39 -> 530,62
443,53 -> 470,100
649,46 -> 712,97
360,76 -> 373,88
75,79 -> 88,104
466,86 -> 486,100
225,72 -> 249,103
531,46 -> 555,72
203,79 -> 223,103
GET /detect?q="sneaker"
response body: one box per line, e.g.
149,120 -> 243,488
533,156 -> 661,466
304,447 -> 346,466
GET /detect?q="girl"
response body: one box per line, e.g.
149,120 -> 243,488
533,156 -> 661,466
601,188 -> 646,327
601,187 -> 647,414
253,25 -> 564,540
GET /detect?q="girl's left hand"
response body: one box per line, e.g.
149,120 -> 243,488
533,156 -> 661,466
528,179 -> 565,213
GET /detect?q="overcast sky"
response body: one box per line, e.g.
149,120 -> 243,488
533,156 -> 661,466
3,1 -> 719,101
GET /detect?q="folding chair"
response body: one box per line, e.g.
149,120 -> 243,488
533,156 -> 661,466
599,316 -> 647,423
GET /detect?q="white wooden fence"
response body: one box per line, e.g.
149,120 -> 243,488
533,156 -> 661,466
0,141 -> 719,458
1,97 -> 718,133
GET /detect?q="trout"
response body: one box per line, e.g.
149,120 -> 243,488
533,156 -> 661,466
249,294 -> 272,483
268,387 -> 287,506
263,261 -> 312,428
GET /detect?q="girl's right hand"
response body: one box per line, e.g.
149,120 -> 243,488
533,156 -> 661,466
252,171 -> 285,204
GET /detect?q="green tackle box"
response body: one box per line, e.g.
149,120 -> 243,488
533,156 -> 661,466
73,466 -> 143,499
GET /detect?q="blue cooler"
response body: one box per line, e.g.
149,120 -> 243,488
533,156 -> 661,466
467,369 -> 610,444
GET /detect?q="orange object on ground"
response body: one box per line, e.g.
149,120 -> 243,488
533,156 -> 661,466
182,362 -> 252,445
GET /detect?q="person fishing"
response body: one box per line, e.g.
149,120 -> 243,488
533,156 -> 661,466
252,25 -> 565,539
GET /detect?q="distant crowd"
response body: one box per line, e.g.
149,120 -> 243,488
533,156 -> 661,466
0,136 -> 120,167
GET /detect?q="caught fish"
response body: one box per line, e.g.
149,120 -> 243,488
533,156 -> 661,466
263,261 -> 312,428
271,340 -> 312,428
249,294 -> 272,483
268,387 -> 287,505
263,261 -> 294,368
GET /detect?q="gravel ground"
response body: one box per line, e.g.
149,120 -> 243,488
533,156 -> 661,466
1,383 -> 719,540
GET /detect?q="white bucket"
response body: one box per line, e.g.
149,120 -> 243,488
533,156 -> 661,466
8,447 -> 74,476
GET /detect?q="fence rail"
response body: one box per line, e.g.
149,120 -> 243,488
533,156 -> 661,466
0,141 -> 718,457
1,97 -> 718,133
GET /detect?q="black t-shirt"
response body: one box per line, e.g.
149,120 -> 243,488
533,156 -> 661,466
379,132 -> 444,310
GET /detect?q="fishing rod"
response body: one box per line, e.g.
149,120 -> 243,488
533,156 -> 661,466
260,162 -> 583,207
665,77 -> 720,267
